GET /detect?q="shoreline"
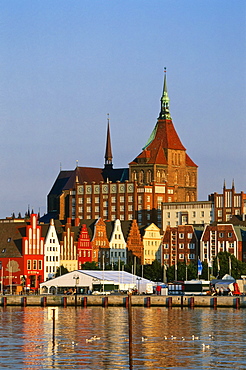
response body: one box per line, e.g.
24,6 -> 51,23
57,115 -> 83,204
0,294 -> 245,308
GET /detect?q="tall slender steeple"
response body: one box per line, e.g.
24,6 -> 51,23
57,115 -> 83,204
159,68 -> 171,120
104,114 -> 113,168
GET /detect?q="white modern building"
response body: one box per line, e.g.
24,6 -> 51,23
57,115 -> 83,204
162,201 -> 214,230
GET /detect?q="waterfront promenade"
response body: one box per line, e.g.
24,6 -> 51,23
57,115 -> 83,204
0,294 -> 245,308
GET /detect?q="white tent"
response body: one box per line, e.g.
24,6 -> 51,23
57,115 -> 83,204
40,270 -> 154,294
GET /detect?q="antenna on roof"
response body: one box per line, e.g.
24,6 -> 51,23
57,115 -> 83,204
76,160 -> 79,168
60,162 -> 62,171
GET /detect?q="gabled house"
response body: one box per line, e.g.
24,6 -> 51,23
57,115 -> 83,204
44,219 -> 60,281
162,225 -> 199,267
108,219 -> 127,266
142,223 -> 162,265
22,214 -> 44,291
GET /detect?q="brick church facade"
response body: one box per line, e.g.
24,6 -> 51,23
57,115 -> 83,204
47,72 -> 197,227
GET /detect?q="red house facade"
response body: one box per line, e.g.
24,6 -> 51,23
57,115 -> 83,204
22,214 -> 44,291
77,224 -> 93,268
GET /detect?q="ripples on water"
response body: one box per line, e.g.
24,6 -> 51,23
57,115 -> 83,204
0,305 -> 245,369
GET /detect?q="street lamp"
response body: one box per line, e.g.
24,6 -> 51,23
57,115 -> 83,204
73,274 -> 79,294
136,277 -> 142,294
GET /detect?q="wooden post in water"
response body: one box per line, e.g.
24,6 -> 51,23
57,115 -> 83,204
213,297 -> 217,310
22,296 -> 27,307
167,297 -> 172,308
145,296 -> 151,308
128,293 -> 133,369
236,297 -> 240,309
52,308 -> 56,346
189,297 -> 194,309
42,296 -> 47,307
103,296 -> 108,308
3,297 -> 7,307
83,296 -> 87,308
181,295 -> 184,309
63,296 -> 67,308
125,295 -> 129,308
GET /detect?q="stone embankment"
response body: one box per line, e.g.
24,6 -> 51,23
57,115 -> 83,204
0,294 -> 245,308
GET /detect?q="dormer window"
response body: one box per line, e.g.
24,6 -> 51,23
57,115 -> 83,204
7,238 -> 11,242
2,249 -> 6,253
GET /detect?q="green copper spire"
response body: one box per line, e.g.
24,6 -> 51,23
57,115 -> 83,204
159,68 -> 171,119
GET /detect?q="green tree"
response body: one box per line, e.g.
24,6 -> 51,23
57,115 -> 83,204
55,265 -> 69,277
214,251 -> 246,279
80,261 -> 99,270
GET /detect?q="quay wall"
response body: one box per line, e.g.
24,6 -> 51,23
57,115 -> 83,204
0,294 -> 245,308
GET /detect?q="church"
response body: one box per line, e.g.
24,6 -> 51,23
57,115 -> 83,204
47,72 -> 197,228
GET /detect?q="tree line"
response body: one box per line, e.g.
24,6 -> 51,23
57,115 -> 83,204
56,252 -> 246,282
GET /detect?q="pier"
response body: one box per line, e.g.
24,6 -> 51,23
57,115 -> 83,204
0,294 -> 245,308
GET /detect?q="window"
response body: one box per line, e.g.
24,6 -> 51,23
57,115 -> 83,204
188,254 -> 195,259
138,196 -> 142,204
111,196 -> 116,203
33,260 -> 37,269
192,211 -> 196,217
228,232 -> 232,238
27,260 -> 31,270
179,254 -> 184,259
120,196 -> 124,203
164,254 -> 169,259
95,197 -> 99,203
201,211 -> 204,217
188,233 -> 193,239
188,243 -> 195,249
179,233 -> 184,239
179,243 -> 184,249
167,212 -> 170,218
38,260 -> 42,270
78,197 -> 83,204
219,233 -> 224,238
128,205 -> 133,211
120,206 -> 124,212
87,198 -> 91,204
87,206 -> 91,213
147,196 -> 150,202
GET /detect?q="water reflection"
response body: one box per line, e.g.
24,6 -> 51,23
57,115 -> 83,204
0,306 -> 245,369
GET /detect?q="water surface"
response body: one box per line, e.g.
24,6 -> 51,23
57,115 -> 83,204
0,306 -> 245,369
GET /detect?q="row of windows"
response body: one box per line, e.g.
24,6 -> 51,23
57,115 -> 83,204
47,247 -> 58,252
78,250 -> 91,257
27,260 -> 42,270
46,256 -> 59,262
164,243 -> 195,249
166,211 -> 210,218
163,254 -> 195,259
78,196 -> 134,204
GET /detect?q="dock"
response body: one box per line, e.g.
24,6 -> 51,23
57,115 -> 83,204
0,294 -> 245,308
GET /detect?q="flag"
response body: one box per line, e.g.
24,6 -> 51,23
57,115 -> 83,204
229,256 -> 231,273
217,257 -> 220,272
198,259 -> 203,275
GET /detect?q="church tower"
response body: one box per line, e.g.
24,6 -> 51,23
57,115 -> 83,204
129,71 -> 197,203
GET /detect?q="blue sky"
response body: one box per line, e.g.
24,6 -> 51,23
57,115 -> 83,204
0,1 -> 246,218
